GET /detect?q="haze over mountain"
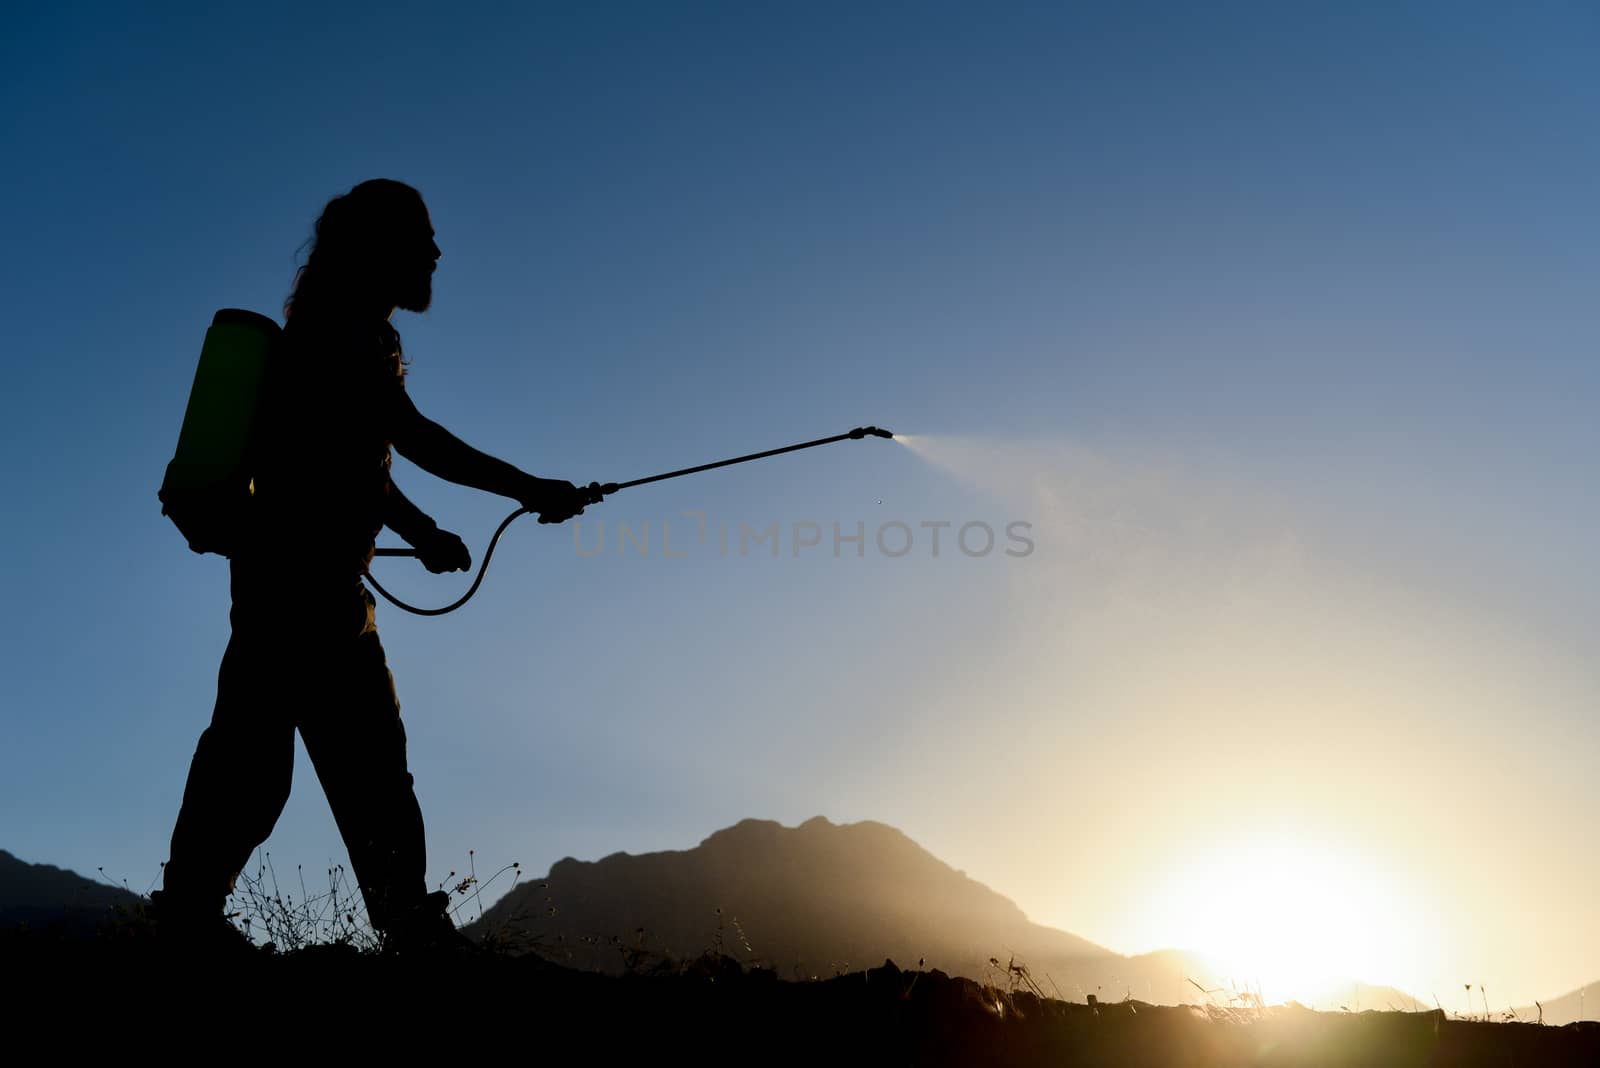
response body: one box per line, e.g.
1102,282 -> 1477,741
473,816 -> 1427,1009
1516,982 -> 1598,1028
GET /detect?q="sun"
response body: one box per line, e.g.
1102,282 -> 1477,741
1133,831 -> 1422,1006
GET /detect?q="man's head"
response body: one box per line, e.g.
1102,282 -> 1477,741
285,179 -> 442,321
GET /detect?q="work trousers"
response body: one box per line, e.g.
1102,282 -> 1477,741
163,560 -> 429,930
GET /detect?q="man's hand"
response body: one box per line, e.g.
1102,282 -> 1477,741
520,477 -> 588,525
415,528 -> 472,574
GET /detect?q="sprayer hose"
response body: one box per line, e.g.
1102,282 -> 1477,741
359,426 -> 893,616
362,506 -> 531,617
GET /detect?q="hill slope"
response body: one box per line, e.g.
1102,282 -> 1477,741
9,940 -> 1599,1067
1517,982 -> 1597,1027
479,816 -> 1108,970
476,816 -> 1218,1001
474,816 -> 1435,1009
0,849 -> 142,931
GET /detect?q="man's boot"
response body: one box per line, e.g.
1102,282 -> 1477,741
148,889 -> 257,958
380,891 -> 480,958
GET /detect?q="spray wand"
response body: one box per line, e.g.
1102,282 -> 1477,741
365,425 -> 894,616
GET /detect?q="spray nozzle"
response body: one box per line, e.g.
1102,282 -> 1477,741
580,481 -> 619,505
850,426 -> 894,439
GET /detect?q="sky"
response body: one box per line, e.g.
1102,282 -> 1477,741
2,1 -> 1598,1009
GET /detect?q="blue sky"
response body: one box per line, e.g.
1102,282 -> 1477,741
3,3 -> 1598,1005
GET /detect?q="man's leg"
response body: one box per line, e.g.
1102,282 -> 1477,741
297,596 -> 430,933
163,630 -> 296,917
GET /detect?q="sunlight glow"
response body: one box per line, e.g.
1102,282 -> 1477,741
1134,832 -> 1424,1007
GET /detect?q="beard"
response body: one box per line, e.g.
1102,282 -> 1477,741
396,274 -> 433,313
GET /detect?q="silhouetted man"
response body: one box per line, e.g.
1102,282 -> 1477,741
157,179 -> 587,952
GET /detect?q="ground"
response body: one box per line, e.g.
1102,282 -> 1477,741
5,925 -> 1596,1065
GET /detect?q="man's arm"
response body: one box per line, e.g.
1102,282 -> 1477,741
384,476 -> 471,573
384,477 -> 442,547
389,389 -> 584,521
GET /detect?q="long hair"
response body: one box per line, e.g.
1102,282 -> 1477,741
284,178 -> 425,328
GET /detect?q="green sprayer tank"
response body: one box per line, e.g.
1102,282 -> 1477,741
158,308 -> 280,555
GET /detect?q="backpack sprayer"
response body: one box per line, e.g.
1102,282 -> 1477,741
159,309 -> 895,616
158,310 -> 277,557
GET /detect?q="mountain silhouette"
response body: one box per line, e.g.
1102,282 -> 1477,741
0,849 -> 142,933
478,816 -> 1112,980
473,817 -> 1438,1009
1516,982 -> 1598,1027
469,817 -> 1228,1003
